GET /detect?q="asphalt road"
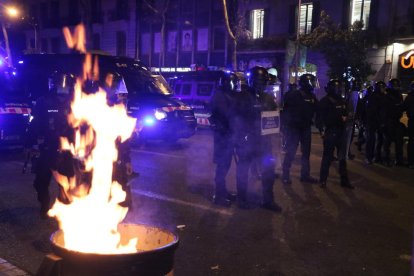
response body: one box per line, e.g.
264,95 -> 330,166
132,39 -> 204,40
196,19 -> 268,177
0,128 -> 413,275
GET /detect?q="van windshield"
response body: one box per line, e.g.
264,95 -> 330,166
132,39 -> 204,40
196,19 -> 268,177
0,71 -> 27,101
117,69 -> 173,96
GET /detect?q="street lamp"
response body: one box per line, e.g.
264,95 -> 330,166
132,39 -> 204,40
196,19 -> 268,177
5,6 -> 18,17
1,5 -> 19,68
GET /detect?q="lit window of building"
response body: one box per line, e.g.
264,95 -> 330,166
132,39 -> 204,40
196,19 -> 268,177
299,3 -> 313,35
250,9 -> 264,39
351,0 -> 371,29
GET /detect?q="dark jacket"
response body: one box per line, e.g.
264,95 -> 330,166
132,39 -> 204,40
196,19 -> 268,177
403,91 -> 414,128
316,93 -> 347,132
28,94 -> 73,151
283,89 -> 317,128
383,90 -> 404,126
365,91 -> 386,128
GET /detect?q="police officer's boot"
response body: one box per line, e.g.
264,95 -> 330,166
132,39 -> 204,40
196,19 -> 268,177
340,176 -> 354,189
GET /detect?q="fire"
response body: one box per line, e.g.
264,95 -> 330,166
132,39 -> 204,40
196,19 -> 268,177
48,24 -> 138,254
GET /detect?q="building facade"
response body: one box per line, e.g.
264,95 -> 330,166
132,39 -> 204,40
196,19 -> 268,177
22,0 -> 414,92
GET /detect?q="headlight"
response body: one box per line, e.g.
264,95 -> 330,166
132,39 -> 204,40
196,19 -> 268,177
143,115 -> 156,126
154,109 -> 167,120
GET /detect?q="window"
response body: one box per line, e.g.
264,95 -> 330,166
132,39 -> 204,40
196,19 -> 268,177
250,9 -> 264,39
51,37 -> 60,53
116,31 -> 126,56
351,0 -> 371,29
50,1 -> 59,25
93,33 -> 100,50
41,38 -> 48,53
299,3 -> 313,35
174,84 -> 182,95
182,83 -> 192,95
213,28 -> 225,50
197,84 -> 213,96
116,0 -> 129,20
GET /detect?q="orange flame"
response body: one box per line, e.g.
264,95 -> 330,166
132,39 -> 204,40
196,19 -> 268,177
48,25 -> 138,253
63,24 -> 87,53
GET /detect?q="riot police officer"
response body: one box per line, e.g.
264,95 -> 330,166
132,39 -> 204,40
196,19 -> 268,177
104,72 -> 134,208
282,74 -> 318,184
402,81 -> 414,169
210,71 -> 240,207
383,78 -> 405,166
316,79 -> 354,189
237,66 -> 281,212
365,81 -> 386,164
28,71 -> 76,218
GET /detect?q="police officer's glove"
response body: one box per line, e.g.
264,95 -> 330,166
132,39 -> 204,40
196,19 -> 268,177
126,162 -> 133,176
319,129 -> 325,139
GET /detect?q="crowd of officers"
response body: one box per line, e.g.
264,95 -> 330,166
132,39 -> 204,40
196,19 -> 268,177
210,66 -> 414,212
357,79 -> 414,169
25,65 -> 414,217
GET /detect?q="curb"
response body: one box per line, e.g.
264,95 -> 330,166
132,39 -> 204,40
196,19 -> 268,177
0,258 -> 30,276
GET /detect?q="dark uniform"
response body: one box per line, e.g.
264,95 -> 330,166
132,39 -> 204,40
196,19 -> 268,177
210,72 -> 239,207
365,81 -> 386,164
402,81 -> 414,168
28,72 -> 76,218
282,74 -> 318,184
104,72 -> 134,208
354,85 -> 373,152
236,66 -> 281,212
382,79 -> 405,166
316,79 -> 354,189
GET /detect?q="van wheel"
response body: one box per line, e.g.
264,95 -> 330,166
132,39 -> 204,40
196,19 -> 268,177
130,132 -> 145,147
163,137 -> 178,144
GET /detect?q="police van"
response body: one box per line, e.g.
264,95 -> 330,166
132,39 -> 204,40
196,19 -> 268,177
17,53 -> 197,143
163,70 -> 226,127
0,69 -> 31,149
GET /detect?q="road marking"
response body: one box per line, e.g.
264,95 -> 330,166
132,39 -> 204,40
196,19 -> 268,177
131,188 -> 233,216
11,161 -> 25,166
130,149 -> 183,159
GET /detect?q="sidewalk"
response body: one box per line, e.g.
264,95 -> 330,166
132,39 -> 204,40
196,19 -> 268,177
0,258 -> 30,276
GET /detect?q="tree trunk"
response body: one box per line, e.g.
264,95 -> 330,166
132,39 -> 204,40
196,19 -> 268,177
222,0 -> 237,70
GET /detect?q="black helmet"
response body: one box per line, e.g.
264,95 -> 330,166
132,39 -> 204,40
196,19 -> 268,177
351,78 -> 363,91
325,79 -> 342,96
374,81 -> 386,94
48,71 -> 76,95
246,66 -> 269,91
409,81 -> 414,92
288,83 -> 297,92
387,78 -> 401,90
299,74 -> 317,92
219,71 -> 240,92
82,78 -> 99,94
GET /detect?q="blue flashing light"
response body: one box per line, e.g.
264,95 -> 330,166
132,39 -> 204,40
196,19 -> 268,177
18,60 -> 23,64
0,59 -> 3,66
143,115 -> 156,127
246,72 -> 251,77
12,71 -> 16,76
225,70 -> 231,74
